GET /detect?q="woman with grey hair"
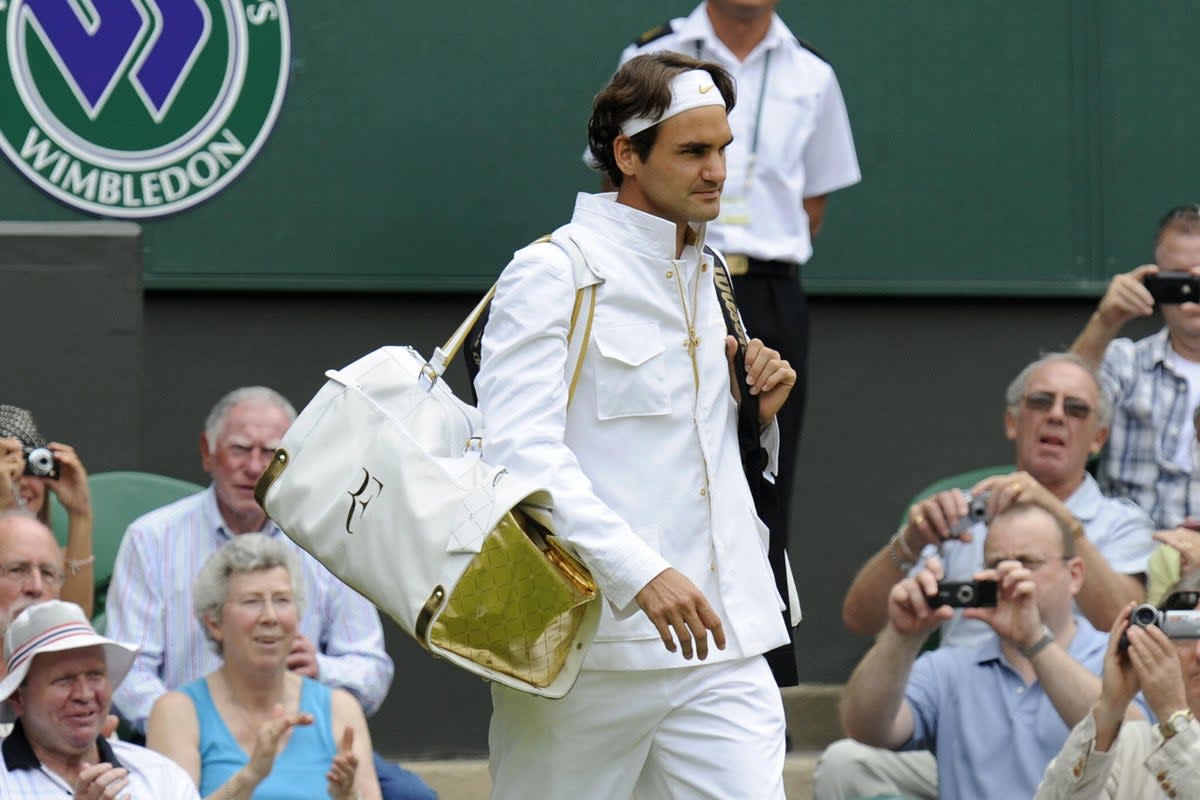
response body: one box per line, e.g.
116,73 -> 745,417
146,534 -> 382,800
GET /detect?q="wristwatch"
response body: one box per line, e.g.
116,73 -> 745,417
1019,625 -> 1056,659
1158,708 -> 1194,741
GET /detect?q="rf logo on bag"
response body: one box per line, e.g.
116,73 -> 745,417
345,468 -> 383,535
0,0 -> 289,218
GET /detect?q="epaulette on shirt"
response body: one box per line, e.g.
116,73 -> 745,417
633,21 -> 673,48
795,36 -> 829,64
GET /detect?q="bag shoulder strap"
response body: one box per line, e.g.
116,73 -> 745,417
706,245 -> 765,480
458,230 -> 602,406
549,228 -> 600,405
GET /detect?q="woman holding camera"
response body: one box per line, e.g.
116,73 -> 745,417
0,404 -> 94,616
147,534 -> 381,800
1035,579 -> 1200,798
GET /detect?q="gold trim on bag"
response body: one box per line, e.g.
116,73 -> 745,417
415,585 -> 446,648
254,449 -> 290,509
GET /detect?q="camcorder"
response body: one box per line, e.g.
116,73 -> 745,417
948,490 -> 992,537
928,579 -> 998,609
1118,602 -> 1200,651
22,445 -> 59,480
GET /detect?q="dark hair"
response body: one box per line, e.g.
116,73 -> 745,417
1156,204 -> 1200,248
587,52 -> 736,187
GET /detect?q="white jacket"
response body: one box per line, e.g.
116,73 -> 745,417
477,193 -> 794,671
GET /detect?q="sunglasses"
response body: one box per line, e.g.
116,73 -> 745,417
1162,590 -> 1200,611
1022,391 -> 1094,420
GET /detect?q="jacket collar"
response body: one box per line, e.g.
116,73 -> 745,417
571,193 -> 706,260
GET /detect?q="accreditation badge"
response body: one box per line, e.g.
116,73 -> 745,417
718,160 -> 753,227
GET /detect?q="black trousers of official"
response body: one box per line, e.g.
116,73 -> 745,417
732,265 -> 808,687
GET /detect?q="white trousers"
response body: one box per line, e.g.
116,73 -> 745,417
488,655 -> 786,800
811,738 -> 938,800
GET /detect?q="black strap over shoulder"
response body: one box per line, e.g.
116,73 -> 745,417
707,246 -> 797,688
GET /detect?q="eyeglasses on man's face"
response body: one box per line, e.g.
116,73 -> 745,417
0,560 -> 64,588
1022,391 -> 1094,420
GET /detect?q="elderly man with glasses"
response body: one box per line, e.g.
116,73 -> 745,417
817,353 -> 1155,799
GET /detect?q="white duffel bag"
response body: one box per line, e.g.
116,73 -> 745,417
255,247 -> 602,697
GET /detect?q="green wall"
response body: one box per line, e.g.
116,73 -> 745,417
2,2 -> 1198,294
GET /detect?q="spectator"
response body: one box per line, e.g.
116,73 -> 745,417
0,404 -> 96,616
0,600 -> 200,797
106,386 -> 434,800
1146,405 -> 1200,605
835,502 -> 1139,800
148,534 -> 380,800
822,354 -> 1153,799
1071,204 -> 1200,528
843,353 -> 1151,646
1036,575 -> 1200,799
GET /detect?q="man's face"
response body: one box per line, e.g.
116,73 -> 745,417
201,401 -> 291,531
10,646 -> 110,755
0,517 -> 63,638
1005,360 -> 1107,490
983,507 -> 1082,628
619,105 -> 732,228
1156,230 -> 1200,341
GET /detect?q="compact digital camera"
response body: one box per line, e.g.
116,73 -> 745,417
22,445 -> 59,480
948,490 -> 992,537
1118,603 -> 1200,650
928,579 -> 998,609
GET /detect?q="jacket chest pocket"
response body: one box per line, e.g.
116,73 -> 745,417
592,321 -> 671,420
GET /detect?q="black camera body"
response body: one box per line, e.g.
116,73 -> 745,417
948,490 -> 992,537
22,445 -> 59,480
1144,273 -> 1200,304
928,579 -> 998,609
1118,603 -> 1200,651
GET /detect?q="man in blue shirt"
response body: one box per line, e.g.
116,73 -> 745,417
838,501 -> 1137,799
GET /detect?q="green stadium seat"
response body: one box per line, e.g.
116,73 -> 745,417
49,470 -> 203,630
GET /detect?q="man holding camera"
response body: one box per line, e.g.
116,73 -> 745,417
817,353 -> 1153,799
1071,205 -> 1200,530
841,353 -> 1152,647
838,502 -> 1128,799
1036,578 -> 1200,798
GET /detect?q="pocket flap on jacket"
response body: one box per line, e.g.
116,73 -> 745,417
593,322 -> 664,367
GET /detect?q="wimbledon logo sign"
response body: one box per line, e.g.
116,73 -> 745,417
0,0 -> 289,218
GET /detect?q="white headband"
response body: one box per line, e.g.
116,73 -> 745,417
620,69 -> 727,138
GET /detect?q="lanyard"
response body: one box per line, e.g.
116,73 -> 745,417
694,40 -> 772,189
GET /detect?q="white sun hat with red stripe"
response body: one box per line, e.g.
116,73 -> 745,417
0,600 -> 137,721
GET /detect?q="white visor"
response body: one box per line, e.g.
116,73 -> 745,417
620,69 -> 727,138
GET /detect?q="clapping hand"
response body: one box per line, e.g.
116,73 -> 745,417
245,704 -> 314,787
327,725 -> 360,800
74,760 -> 130,800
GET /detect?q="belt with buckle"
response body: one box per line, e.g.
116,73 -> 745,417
725,255 -> 797,279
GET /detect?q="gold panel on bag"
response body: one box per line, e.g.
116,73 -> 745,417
429,510 -> 598,688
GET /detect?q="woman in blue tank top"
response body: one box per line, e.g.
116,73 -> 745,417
144,534 -> 382,799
